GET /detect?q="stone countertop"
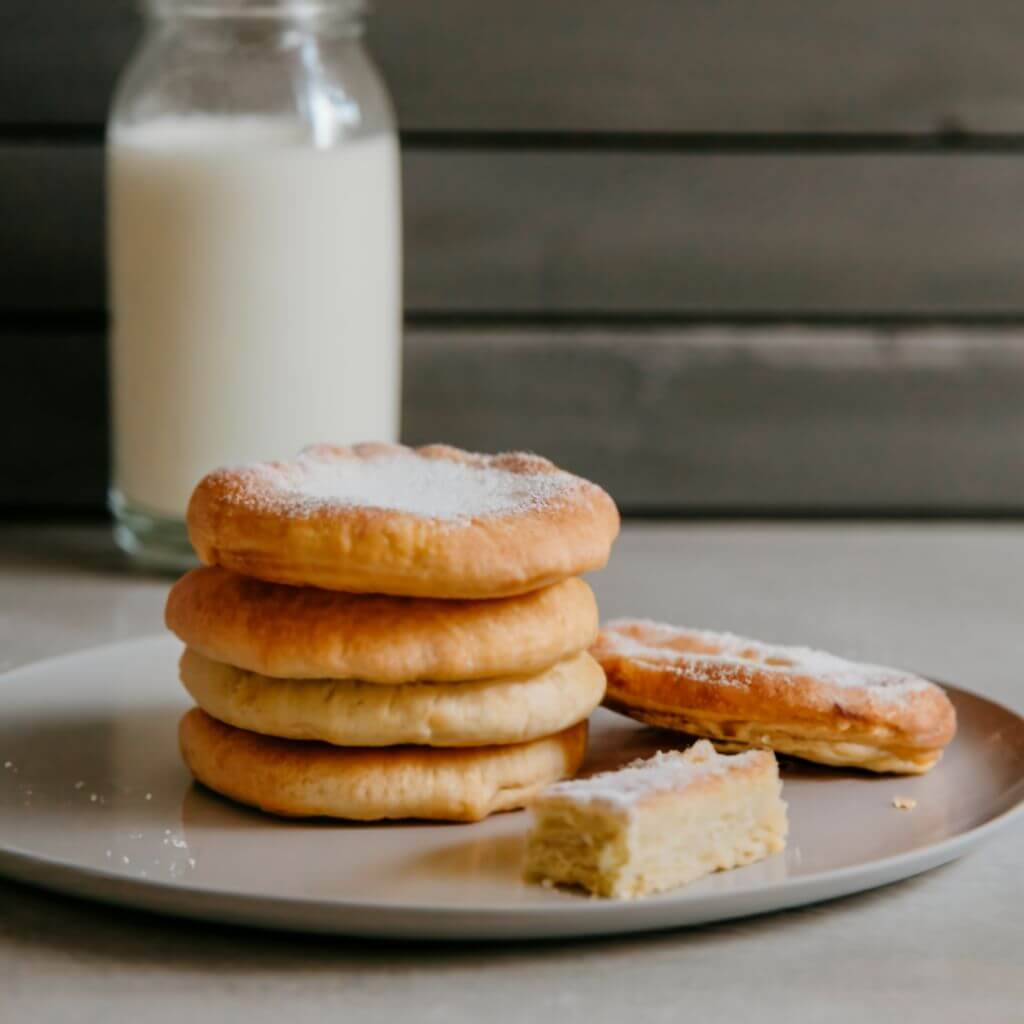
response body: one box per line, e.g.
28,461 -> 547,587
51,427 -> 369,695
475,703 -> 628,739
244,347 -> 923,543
1,522 -> 1022,1022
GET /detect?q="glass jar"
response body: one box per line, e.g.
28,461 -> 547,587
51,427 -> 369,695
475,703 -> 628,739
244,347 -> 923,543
107,0 -> 401,568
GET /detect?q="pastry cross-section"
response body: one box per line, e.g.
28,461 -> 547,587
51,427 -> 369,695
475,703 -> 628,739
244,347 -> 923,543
525,740 -> 787,898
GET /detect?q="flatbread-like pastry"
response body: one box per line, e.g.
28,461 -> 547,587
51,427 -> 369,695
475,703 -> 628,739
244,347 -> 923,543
179,647 -> 605,748
187,443 -> 619,598
593,620 -> 956,774
166,567 -> 598,683
179,708 -> 587,822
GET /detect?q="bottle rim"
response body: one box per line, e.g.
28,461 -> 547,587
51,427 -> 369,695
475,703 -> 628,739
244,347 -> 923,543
143,0 -> 367,20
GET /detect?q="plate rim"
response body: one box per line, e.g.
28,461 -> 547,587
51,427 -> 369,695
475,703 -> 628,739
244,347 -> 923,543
2,634 -> 1023,938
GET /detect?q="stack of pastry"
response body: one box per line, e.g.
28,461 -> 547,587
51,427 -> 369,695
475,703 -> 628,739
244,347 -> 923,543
166,442 -> 620,821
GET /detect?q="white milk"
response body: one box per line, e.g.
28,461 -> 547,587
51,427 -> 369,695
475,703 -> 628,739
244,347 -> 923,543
107,117 -> 401,519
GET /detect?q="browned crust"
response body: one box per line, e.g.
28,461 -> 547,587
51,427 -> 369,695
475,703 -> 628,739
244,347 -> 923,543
592,624 -> 957,772
186,443 -> 620,598
179,708 -> 588,822
601,702 -> 944,774
166,567 -> 598,683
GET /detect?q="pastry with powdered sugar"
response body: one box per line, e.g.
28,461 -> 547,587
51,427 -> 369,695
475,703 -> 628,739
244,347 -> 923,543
187,442 -> 619,599
592,620 -> 956,774
525,740 -> 787,898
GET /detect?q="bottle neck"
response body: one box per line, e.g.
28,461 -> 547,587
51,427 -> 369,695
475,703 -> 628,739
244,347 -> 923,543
144,0 -> 366,33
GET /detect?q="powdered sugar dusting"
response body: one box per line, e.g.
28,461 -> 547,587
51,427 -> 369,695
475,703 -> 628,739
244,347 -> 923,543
601,619 -> 932,703
540,740 -> 766,814
217,447 -> 580,521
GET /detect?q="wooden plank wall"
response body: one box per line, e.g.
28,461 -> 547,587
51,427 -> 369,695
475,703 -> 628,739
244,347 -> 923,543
8,1 -> 1024,133
4,1 -> 1024,513
12,146 -> 1024,316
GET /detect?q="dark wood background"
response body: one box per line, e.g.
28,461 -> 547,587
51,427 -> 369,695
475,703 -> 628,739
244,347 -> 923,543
4,1 -> 1024,513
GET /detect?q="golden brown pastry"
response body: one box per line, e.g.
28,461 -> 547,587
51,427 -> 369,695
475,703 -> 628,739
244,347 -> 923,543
593,620 -> 957,774
166,567 -> 598,683
186,442 -> 619,598
179,708 -> 588,822
178,647 -> 605,748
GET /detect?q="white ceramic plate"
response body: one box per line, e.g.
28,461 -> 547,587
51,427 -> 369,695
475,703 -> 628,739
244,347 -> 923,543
1,635 -> 1022,940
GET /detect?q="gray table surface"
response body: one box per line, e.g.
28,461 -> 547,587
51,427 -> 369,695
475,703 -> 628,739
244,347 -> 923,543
1,522 -> 1022,1022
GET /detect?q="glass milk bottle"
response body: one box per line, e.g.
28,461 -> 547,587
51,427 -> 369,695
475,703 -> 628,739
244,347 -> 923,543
107,0 -> 401,567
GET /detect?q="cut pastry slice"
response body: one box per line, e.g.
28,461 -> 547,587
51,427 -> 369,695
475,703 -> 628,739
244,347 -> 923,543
178,647 -> 606,747
525,740 -> 787,898
593,619 -> 957,774
179,708 -> 588,822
